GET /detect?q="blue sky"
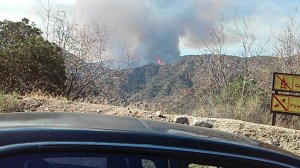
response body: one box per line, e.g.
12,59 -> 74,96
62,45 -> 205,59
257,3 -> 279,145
0,0 -> 300,60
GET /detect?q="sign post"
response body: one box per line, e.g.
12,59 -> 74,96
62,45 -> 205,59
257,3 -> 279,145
271,113 -> 276,126
271,72 -> 300,126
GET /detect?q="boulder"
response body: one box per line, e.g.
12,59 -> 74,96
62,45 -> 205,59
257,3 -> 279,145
192,118 -> 214,128
193,121 -> 213,128
155,111 -> 163,117
174,116 -> 188,124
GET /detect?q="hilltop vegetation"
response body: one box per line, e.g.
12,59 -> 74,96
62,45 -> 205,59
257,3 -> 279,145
0,18 -> 66,94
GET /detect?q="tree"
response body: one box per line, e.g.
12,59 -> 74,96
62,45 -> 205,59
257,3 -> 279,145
275,12 -> 300,73
0,18 -> 66,94
201,16 -> 230,98
38,1 -> 119,101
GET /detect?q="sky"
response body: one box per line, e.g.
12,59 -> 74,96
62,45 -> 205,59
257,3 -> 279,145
0,0 -> 300,65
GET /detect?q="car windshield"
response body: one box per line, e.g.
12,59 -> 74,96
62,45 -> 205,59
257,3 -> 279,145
0,0 -> 299,158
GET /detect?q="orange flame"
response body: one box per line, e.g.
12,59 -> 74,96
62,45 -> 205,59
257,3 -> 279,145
156,57 -> 165,65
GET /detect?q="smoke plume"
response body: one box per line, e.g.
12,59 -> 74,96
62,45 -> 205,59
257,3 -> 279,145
75,0 -> 234,65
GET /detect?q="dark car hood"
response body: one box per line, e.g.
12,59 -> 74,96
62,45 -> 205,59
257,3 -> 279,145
0,112 -> 256,144
0,112 -> 296,157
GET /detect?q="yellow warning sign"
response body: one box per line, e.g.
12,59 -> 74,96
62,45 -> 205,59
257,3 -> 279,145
273,73 -> 300,92
271,94 -> 300,114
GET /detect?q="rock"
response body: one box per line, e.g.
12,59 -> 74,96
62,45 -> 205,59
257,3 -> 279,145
245,133 -> 251,137
155,111 -> 163,117
174,116 -> 188,124
272,139 -> 281,146
192,118 -> 214,128
268,138 -> 281,147
193,121 -> 213,128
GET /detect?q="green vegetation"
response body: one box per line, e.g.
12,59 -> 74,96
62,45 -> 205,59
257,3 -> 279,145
222,76 -> 266,106
210,76 -> 269,122
0,91 -> 20,113
0,18 -> 66,94
218,77 -> 269,121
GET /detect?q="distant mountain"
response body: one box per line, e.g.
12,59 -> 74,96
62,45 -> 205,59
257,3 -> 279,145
113,55 -> 284,112
65,53 -> 297,113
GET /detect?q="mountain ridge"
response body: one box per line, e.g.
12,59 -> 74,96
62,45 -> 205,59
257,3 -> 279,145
115,55 -> 278,109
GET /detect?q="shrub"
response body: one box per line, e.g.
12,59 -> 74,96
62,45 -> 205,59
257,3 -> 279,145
0,18 -> 66,94
0,91 -> 21,112
223,76 -> 266,105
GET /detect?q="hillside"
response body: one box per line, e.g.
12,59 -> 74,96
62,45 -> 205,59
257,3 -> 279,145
115,55 -> 278,106
18,96 -> 300,156
66,55 -> 280,107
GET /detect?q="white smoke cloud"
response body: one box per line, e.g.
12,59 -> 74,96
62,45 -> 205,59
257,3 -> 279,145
74,0 -> 236,65
74,0 -> 299,65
